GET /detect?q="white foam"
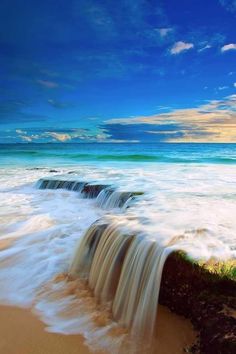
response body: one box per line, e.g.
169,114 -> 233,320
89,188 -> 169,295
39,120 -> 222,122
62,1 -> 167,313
0,164 -> 235,352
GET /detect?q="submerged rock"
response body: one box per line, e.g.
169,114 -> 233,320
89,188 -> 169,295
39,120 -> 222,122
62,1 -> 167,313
49,169 -> 59,173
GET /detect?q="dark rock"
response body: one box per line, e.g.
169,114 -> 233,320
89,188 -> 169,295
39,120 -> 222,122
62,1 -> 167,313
81,184 -> 111,198
159,252 -> 236,354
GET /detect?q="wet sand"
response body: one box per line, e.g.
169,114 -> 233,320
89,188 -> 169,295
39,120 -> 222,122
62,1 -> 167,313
0,238 -> 196,353
156,305 -> 197,353
0,305 -> 98,354
0,304 -> 196,354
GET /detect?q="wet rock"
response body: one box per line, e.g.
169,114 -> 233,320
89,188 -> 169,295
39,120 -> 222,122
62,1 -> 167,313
81,184 -> 111,198
159,252 -> 236,354
27,167 -> 46,170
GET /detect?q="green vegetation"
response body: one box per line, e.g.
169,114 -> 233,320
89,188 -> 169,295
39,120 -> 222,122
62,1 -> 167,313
172,251 -> 236,282
198,259 -> 236,281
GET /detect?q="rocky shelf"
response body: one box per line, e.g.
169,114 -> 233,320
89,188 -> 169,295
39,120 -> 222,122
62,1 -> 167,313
160,252 -> 236,353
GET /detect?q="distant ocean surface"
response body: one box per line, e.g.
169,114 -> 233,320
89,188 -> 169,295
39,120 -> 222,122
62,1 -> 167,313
0,142 -> 236,166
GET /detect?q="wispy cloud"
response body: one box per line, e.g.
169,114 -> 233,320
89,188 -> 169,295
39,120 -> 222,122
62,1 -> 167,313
19,135 -> 34,142
14,126 -> 142,143
218,86 -> 229,90
36,80 -> 59,88
45,132 -> 72,142
198,44 -> 211,52
170,41 -> 194,55
221,43 -> 236,52
15,129 -> 27,134
156,27 -> 173,38
219,0 -> 236,13
47,99 -> 72,109
15,128 -> 110,143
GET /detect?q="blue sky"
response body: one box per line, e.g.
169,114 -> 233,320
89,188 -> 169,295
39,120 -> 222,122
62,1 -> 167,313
0,0 -> 236,143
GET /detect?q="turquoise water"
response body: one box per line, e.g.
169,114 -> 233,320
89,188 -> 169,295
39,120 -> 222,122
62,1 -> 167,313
0,143 -> 236,166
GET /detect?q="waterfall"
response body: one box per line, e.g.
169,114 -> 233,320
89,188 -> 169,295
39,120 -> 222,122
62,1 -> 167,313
37,177 -> 172,345
36,178 -> 142,209
37,178 -> 87,192
36,178 -> 111,197
70,222 -> 109,278
96,188 -> 143,209
113,238 -> 172,339
69,220 -> 172,342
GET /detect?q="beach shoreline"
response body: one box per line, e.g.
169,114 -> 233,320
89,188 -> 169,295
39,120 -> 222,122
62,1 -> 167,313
0,305 -> 96,354
0,304 -> 196,354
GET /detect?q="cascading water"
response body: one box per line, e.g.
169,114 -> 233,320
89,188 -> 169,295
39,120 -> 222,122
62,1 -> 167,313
69,219 -> 173,344
36,177 -> 173,346
70,222 -> 109,278
96,188 -> 143,209
37,178 -> 88,192
37,178 -> 142,209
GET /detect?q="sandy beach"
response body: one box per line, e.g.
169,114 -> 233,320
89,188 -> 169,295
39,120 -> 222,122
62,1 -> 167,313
0,304 -> 196,354
0,306 -> 99,354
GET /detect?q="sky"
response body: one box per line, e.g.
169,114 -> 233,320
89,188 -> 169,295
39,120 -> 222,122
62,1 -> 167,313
0,0 -> 236,143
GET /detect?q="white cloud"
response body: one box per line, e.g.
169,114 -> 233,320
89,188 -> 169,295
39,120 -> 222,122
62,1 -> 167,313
157,27 -> 172,38
17,129 -> 139,143
170,41 -> 194,55
198,44 -> 211,52
221,43 -> 236,52
45,132 -> 72,142
15,129 -> 33,142
15,129 -> 26,134
234,83 -> 236,87
20,135 -> 33,142
218,86 -> 228,90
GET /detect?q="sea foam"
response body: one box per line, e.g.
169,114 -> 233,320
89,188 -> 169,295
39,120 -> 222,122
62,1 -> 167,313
0,164 -> 235,352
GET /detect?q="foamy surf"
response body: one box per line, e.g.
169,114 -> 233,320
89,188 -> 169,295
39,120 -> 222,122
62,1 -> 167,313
0,163 -> 235,352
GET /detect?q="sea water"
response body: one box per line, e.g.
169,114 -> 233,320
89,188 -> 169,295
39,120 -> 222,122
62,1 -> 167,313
0,143 -> 235,352
1,142 -> 236,166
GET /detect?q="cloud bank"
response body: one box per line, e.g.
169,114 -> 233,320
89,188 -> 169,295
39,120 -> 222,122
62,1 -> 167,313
102,95 -> 236,143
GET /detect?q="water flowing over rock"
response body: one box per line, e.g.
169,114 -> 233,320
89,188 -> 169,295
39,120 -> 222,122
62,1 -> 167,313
37,178 -> 87,192
36,178 -> 142,209
69,220 -> 172,341
35,176 -> 236,352
37,177 -> 172,341
96,188 -> 143,209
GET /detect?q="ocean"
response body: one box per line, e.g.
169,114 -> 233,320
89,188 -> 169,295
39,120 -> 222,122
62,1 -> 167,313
0,142 -> 235,352
1,142 -> 236,166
